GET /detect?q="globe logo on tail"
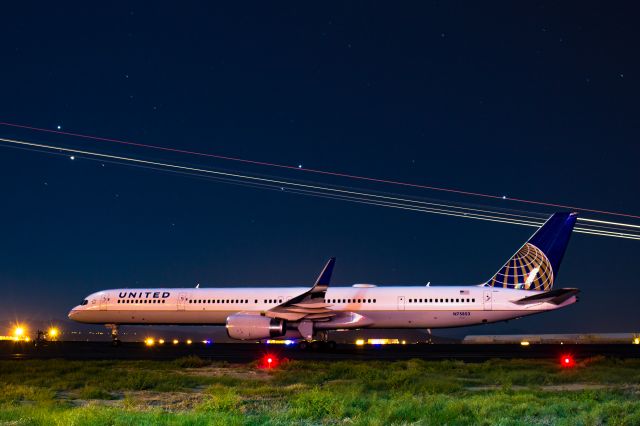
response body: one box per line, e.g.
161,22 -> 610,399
489,243 -> 554,290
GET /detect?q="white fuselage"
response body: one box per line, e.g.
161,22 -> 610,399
68,284 -> 576,330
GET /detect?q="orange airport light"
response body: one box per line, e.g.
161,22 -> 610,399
14,326 -> 25,338
145,338 -> 155,346
48,327 -> 59,340
172,339 -> 179,345
186,339 -> 192,345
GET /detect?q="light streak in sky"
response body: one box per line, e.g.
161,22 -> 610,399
1,121 -> 639,220
1,136 -> 639,241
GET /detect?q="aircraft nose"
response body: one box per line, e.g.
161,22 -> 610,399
68,309 -> 79,320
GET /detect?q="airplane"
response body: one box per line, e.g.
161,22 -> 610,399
68,212 -> 579,348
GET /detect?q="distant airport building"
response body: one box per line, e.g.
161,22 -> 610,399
463,333 -> 640,344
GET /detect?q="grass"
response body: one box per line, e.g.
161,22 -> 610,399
0,356 -> 638,425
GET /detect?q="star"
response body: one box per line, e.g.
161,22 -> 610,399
57,125 -> 62,130
298,164 -> 303,168
70,156 -> 75,160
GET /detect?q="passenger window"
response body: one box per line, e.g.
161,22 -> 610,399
456,298 -> 459,303
472,298 -> 476,302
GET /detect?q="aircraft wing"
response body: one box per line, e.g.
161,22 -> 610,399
513,288 -> 580,306
264,257 -> 336,322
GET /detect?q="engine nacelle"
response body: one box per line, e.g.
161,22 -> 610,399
225,313 -> 286,340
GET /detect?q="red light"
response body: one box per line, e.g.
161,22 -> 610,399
560,355 -> 575,368
261,354 -> 278,369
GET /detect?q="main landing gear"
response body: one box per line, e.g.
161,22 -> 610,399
298,331 -> 336,351
298,340 -> 336,350
106,324 -> 121,347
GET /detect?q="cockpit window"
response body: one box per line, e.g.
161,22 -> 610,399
81,300 -> 88,305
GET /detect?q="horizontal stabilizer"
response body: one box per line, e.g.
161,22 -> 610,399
513,288 -> 579,305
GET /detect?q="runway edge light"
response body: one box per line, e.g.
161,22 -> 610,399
560,354 -> 575,368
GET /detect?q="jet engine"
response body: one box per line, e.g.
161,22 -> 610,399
225,313 -> 286,340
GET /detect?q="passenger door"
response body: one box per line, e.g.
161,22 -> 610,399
99,295 -> 108,311
177,293 -> 187,311
397,296 -> 406,310
483,290 -> 492,311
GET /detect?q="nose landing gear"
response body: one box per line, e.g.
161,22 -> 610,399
106,324 -> 121,346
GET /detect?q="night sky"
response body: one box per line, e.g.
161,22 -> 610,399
1,2 -> 639,336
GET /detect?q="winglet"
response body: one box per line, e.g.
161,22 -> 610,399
314,257 -> 336,288
265,257 -> 337,320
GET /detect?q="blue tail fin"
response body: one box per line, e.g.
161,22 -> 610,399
487,212 -> 578,290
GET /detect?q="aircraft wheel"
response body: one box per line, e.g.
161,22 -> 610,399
298,340 -> 309,350
310,341 -> 322,351
111,339 -> 121,347
326,341 -> 337,350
